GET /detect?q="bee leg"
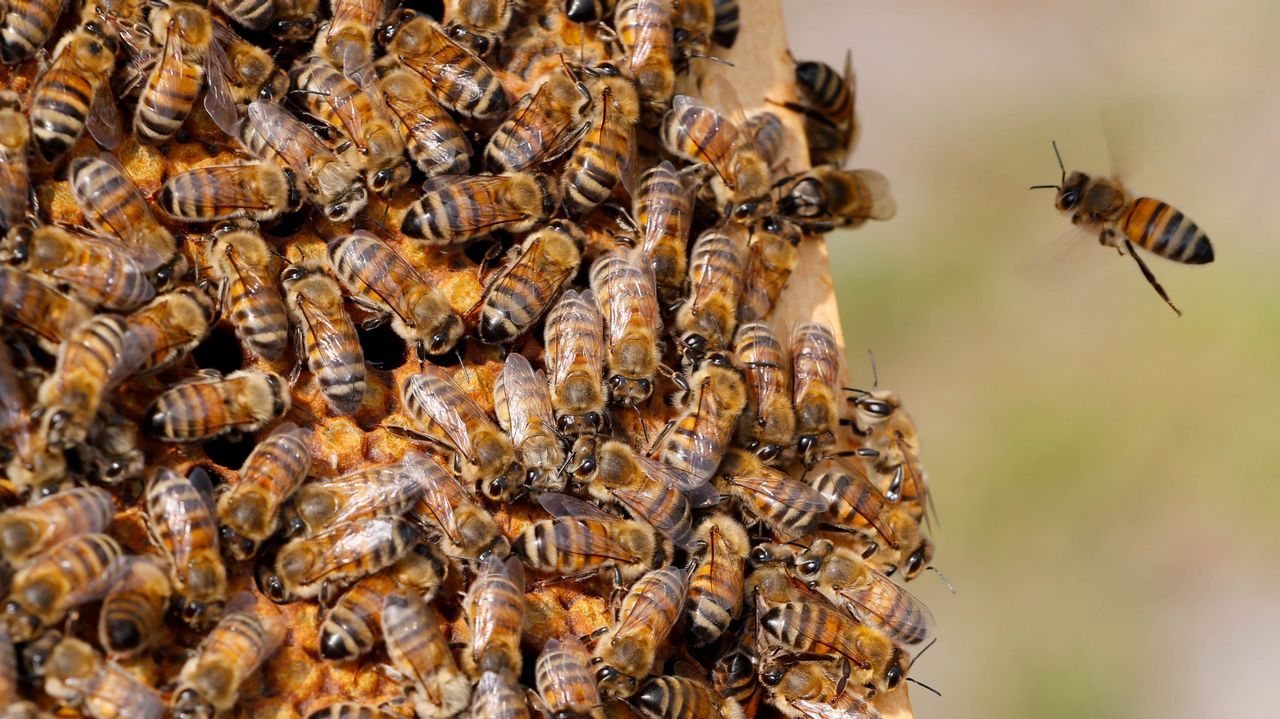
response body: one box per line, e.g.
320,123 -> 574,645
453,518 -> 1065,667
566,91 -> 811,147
1123,240 -> 1182,316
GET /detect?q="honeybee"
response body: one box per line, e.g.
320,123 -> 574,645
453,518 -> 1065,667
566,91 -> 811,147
492,353 -> 566,493
379,11 -> 510,119
0,93 -> 28,236
97,555 -> 171,657
783,52 -> 859,168
318,544 -> 447,659
217,423 -> 312,559
633,161 -> 692,306
846,387 -> 932,522
401,171 -> 556,246
269,0 -> 319,40
471,669 -> 530,719
671,0 -> 714,67
734,322 -> 795,462
4,532 -> 124,641
275,516 -> 419,601
779,167 -> 895,232
463,554 -> 525,676
237,101 -> 365,222
1031,142 -> 1215,314
204,18 -> 289,121
133,2 -> 212,144
758,652 -> 878,719
676,227 -> 746,364
513,493 -> 669,583
661,84 -> 770,220
685,513 -> 748,647
740,215 -> 802,323
408,451 -> 509,561
378,65 -> 472,177
43,637 -> 165,719
654,355 -> 745,487
0,266 -> 93,352
381,589 -> 472,719
145,468 -> 227,620
0,486 -> 113,567
711,0 -> 738,47
83,412 -> 146,485
717,448 -> 828,541
126,288 -> 215,374
635,675 -> 745,719
205,222 -> 288,361
35,315 -> 147,448
614,0 -> 674,117
544,289 -> 606,438
401,366 -> 522,501
481,220 -> 584,343
160,162 -> 302,223
28,21 -> 121,162
147,369 -> 290,442
290,58 -> 411,195
589,249 -> 662,407
760,601 -> 907,697
593,565 -> 688,698
745,110 -> 786,170
316,0 -> 387,83
211,0 -> 274,31
746,542 -> 809,607
576,437 -> 697,549
307,705 -> 400,719
290,455 -> 424,536
791,323 -> 839,466
712,632 -> 759,708
443,0 -> 511,55
562,63 -> 639,216
69,154 -> 178,281
534,636 -> 603,719
0,0 -> 66,62
327,230 -> 463,357
1,226 -> 156,311
859,508 -> 932,582
485,62 -> 591,173
282,261 -> 366,416
172,592 -> 287,719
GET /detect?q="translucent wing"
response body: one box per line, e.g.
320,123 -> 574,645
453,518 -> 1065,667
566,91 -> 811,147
817,457 -> 898,547
725,463 -> 829,513
699,74 -> 751,145
299,517 -> 415,584
168,165 -> 285,212
419,175 -> 536,234
658,378 -> 728,485
493,352 -> 555,448
832,569 -> 935,646
637,441 -> 721,508
296,291 -> 362,383
689,226 -> 746,316
406,452 -> 469,545
245,101 -> 336,173
671,94 -> 739,185
847,169 -> 897,222
402,366 -> 483,462
637,162 -> 690,257
469,555 -> 524,657
302,462 -> 424,528
203,37 -> 242,137
592,249 -> 661,346
609,565 -> 686,641
86,82 -> 121,151
63,553 -> 131,605
538,491 -> 617,521
790,699 -> 880,719
791,323 -> 838,408
545,289 -> 604,398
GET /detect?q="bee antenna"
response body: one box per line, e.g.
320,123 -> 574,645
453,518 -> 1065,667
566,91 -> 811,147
906,676 -> 942,698
927,565 -> 955,593
866,349 -> 879,389
1051,139 -> 1066,183
906,637 -> 938,672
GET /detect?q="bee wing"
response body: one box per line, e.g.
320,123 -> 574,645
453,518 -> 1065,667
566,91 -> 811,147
312,463 -> 425,527
819,457 -> 898,547
791,324 -> 838,406
45,255 -> 154,310
469,555 -> 525,655
833,569 -> 935,646
847,169 -> 897,221
494,352 -> 555,447
296,291 -> 362,378
545,289 -> 604,398
419,175 -> 538,234
609,566 -> 686,640
633,449 -> 720,509
537,491 -> 618,521
656,380 -> 727,486
725,463 -> 830,513
304,517 -> 416,583
698,74 -> 751,142
170,165 -> 287,213
62,553 -> 131,606
406,453 -> 470,545
623,0 -> 672,72
670,94 -> 739,186
637,162 -> 688,255
86,81 -> 122,151
246,101 -> 335,173
790,699 -> 880,719
224,241 -> 280,305
689,228 -> 745,315
593,249 -> 661,343
611,479 -> 698,550
403,366 -> 481,462
204,37 -> 242,138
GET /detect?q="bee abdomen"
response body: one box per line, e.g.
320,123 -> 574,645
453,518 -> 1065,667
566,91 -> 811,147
212,0 -> 275,31
30,70 -> 93,160
0,4 -> 60,63
135,63 -> 204,144
320,582 -> 384,659
1121,197 -> 1214,265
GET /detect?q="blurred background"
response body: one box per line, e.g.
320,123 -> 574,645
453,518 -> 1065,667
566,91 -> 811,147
783,1 -> 1280,717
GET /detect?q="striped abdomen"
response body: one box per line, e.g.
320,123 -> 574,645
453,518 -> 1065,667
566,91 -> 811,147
636,676 -> 725,719
320,574 -> 392,659
400,25 -> 507,119
70,156 -> 158,249
791,322 -> 838,438
0,266 -> 91,348
589,251 -> 661,380
222,252 -> 288,361
746,110 -> 785,167
842,577 -> 930,646
662,103 -> 736,172
796,60 -> 852,124
210,0 -> 273,30
327,232 -> 421,315
0,486 -> 113,565
685,537 -> 744,646
145,469 -> 225,601
608,566 -> 686,646
291,60 -> 375,151
381,591 -> 456,684
466,556 -> 525,674
563,86 -> 635,215
711,0 -> 740,47
0,0 -> 63,62
380,68 -> 472,176
161,164 -> 297,222
512,519 -> 626,575
535,638 -> 600,717
761,601 -> 868,669
681,229 -> 745,346
195,608 -> 286,691
612,475 -> 695,549
288,279 -> 365,415
147,373 -> 278,442
134,55 -> 204,143
480,230 -> 579,343
29,64 -> 97,161
544,290 -> 605,426
11,532 -> 122,633
40,316 -> 139,445
220,426 -> 310,542
99,557 -> 171,655
635,162 -> 691,302
615,0 -> 673,105
810,461 -> 898,548
471,669 -> 530,719
1119,197 -> 1214,264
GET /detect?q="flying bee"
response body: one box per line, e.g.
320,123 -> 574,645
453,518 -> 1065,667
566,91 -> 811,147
534,636 -> 603,719
779,166 -> 896,232
97,555 -> 171,657
210,0 -> 274,31
318,545 -> 447,659
492,353 -> 566,494
635,675 -> 746,719
782,52 -> 859,168
269,0 -> 319,40
740,215 -> 803,323
172,592 -> 287,719
463,554 -> 525,677
471,669 -> 530,719
408,451 -> 509,561
633,161 -> 692,306
562,63 -> 639,216
0,93 -> 28,236
671,0 -> 714,68
734,322 -> 796,463
593,565 -> 688,699
745,109 -> 786,170
289,455 -> 425,536
275,516 -> 419,601
160,162 -> 303,223
760,601 -> 907,698
717,448 -> 828,541
205,222 -> 289,361
791,322 -> 839,466
126,288 -> 215,374
69,154 -> 179,282
4,532 -> 124,641
401,366 -> 522,501
0,226 -> 156,311
401,171 -> 556,246
28,21 -> 121,162
0,486 -> 113,567
381,590 -> 473,719
43,638 -> 165,719
282,261 -> 366,416
316,0 -> 387,83
654,355 -> 746,488
0,265 -> 93,353
133,2 -> 212,144
379,10 -> 508,118
480,219 -> 584,344
145,468 -> 226,621
442,0 -> 511,55
513,493 -> 670,583
327,230 -> 463,357
589,249 -> 662,407
289,58 -> 411,195
1031,142 -> 1215,315
237,101 -> 365,221
485,61 -> 592,173
216,423 -> 312,559
614,0 -> 674,118
685,513 -> 749,647
146,369 -> 290,442
378,65 -> 472,177
544,289 -> 606,439
675,226 -> 747,365
575,437 -> 698,549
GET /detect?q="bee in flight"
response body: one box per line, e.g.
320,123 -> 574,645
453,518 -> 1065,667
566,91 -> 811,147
1031,141 -> 1214,316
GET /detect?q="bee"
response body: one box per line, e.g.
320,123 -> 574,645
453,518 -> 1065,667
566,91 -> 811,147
671,0 -> 714,67
237,101 -> 365,222
34,315 -> 144,449
270,0 -> 319,41
327,230 -> 463,357
97,555 -> 172,657
791,322 -> 839,466
145,468 -> 227,620
401,171 -> 556,246
0,266 -> 93,353
712,632 -> 759,708
635,675 -> 745,719
43,637 -> 165,719
493,353 -> 566,493
205,222 -> 289,361
758,652 -> 879,719
471,669 -> 530,719
562,63 -> 639,216
4,532 -> 124,641
307,705 -> 401,719
443,0 -> 512,55
565,0 -> 606,23
409,451 -> 509,561
759,601 -> 907,698
289,58 -> 411,195
859,508 -> 932,582
740,215 -> 803,323
779,167 -> 896,232
83,412 -> 146,486
633,161 -> 692,306
172,592 -> 287,719
463,554 -> 525,677
593,565 -> 688,698
275,517 -> 418,601
126,288 -> 215,374
513,493 -> 670,583
378,65 -> 472,177
654,355 -> 746,487
1,226 -> 156,312
381,589 -> 473,719
685,513 -> 748,647
480,219 -> 584,344
133,2 -> 212,144
661,85 -> 771,220
485,62 -> 592,173
401,366 -> 522,501
614,0 -> 674,117
160,162 -> 303,223
1031,142 -> 1215,315
146,369 -> 290,442
711,0 -> 738,48
0,93 -> 29,235
717,448 -> 828,541
316,0 -> 387,83
0,0 -> 66,62
0,486 -> 113,567
69,154 -> 178,282
576,437 -> 698,549
589,249 -> 662,407
745,109 -> 786,170
734,322 -> 796,462
783,53 -> 859,168
282,262 -> 366,416
534,636 -> 603,719
216,423 -> 312,559
204,18 -> 289,121
675,227 -> 747,364
379,11 -> 510,119
318,544 -> 448,659
210,0 -> 274,31
746,542 -> 809,607
544,289 -> 606,438
290,455 -> 425,536
28,21 -> 121,162
845,387 -> 933,525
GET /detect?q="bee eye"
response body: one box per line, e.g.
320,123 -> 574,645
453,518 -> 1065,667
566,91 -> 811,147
886,664 -> 903,689
1061,190 -> 1080,208
800,560 -> 820,574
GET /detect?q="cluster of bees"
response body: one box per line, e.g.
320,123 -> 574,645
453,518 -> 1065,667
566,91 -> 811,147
0,0 -> 928,718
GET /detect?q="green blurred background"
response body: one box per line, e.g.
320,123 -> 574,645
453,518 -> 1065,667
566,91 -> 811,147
783,1 -> 1280,717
